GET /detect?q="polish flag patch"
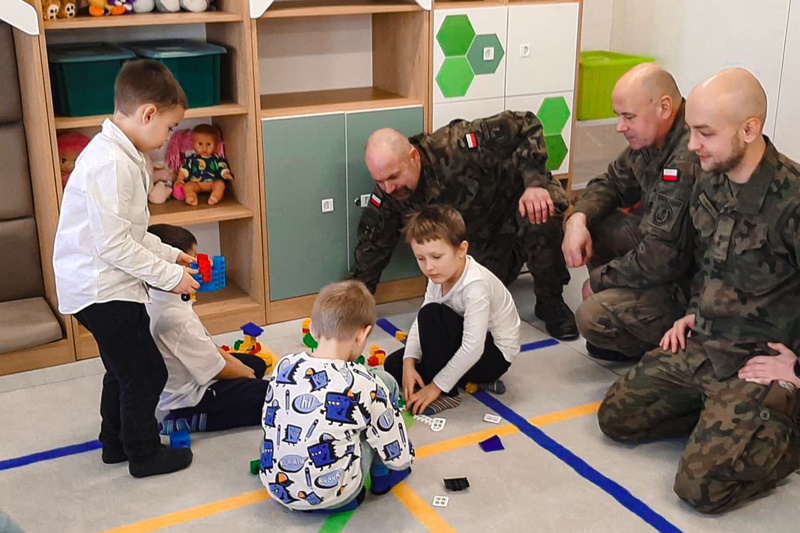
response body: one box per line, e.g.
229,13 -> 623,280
370,194 -> 382,207
662,168 -> 679,181
465,133 -> 478,149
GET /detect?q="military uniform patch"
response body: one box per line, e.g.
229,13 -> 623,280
662,168 -> 679,181
649,193 -> 684,233
370,194 -> 382,208
465,133 -> 478,149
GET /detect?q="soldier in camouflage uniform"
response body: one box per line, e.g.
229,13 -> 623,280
599,68 -> 800,514
563,63 -> 699,361
349,111 -> 577,340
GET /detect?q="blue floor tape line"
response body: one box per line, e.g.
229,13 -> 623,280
0,440 -> 102,472
473,390 -> 682,533
376,317 -> 401,340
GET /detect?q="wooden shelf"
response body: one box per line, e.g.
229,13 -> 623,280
433,0 -> 507,7
43,10 -> 242,31
54,102 -> 248,130
258,0 -> 422,18
260,87 -> 422,118
149,197 -> 253,226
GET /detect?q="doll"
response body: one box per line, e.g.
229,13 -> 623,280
57,132 -> 90,188
176,124 -> 233,206
146,144 -> 181,204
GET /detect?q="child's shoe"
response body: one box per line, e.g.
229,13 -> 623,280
159,414 -> 205,435
129,445 -> 193,478
101,446 -> 127,464
477,379 -> 506,394
422,395 -> 461,416
370,463 -> 412,495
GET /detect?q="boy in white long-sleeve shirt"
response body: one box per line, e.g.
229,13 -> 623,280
53,60 -> 199,478
261,281 -> 413,513
384,205 -> 520,416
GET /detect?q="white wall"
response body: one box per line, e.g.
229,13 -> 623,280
610,0 -> 792,138
580,0 -> 614,50
774,1 -> 800,161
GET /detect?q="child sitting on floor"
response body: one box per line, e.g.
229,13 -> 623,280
146,224 -> 269,435
384,205 -> 521,416
260,281 -> 413,513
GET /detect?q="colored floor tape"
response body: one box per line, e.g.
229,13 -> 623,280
472,390 -> 682,533
0,439 -> 102,471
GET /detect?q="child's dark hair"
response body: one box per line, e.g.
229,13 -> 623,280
311,281 -> 376,341
403,205 -> 466,247
114,59 -> 188,115
147,224 -> 197,254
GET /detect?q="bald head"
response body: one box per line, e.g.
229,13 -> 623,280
364,128 -> 421,200
366,128 -> 412,168
615,62 -> 682,105
689,67 -> 767,126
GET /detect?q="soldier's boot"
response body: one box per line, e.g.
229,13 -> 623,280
585,342 -> 635,362
534,296 -> 578,341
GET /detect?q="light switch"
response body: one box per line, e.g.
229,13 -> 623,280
321,198 -> 334,213
483,47 -> 494,61
520,44 -> 531,58
360,194 -> 371,207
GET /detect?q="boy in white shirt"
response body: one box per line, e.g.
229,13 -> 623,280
384,205 -> 521,416
53,60 -> 199,478
145,224 -> 268,435
260,281 -> 413,513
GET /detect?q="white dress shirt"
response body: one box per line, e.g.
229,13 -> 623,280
147,290 -> 226,411
53,119 -> 183,314
404,255 -> 521,392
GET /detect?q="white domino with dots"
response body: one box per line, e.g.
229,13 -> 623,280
484,414 -> 501,424
432,495 -> 449,507
413,414 -> 446,432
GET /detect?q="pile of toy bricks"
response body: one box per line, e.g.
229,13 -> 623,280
190,253 -> 226,292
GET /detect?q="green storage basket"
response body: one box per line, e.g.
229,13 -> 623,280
577,51 -> 655,120
48,43 -> 135,117
121,40 -> 227,108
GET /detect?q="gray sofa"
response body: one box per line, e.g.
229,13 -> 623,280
0,22 -> 61,353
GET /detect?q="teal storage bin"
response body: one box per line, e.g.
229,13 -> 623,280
121,40 -> 227,108
48,43 -> 135,117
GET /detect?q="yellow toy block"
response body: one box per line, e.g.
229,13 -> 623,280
395,331 -> 407,342
465,382 -> 478,394
370,344 -> 380,356
302,318 -> 311,335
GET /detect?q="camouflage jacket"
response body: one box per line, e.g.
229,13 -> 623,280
350,111 -> 569,293
573,102 -> 700,293
690,139 -> 800,379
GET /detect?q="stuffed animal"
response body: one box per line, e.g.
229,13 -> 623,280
88,0 -> 127,15
133,0 -> 155,12
154,0 -> 179,12
42,0 -> 61,20
58,0 -> 78,18
175,124 -> 233,206
180,0 -> 210,12
145,144 -> 178,204
57,133 -> 91,188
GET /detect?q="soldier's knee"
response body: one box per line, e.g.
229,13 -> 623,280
673,472 -> 728,514
597,394 -> 636,442
575,298 -> 607,338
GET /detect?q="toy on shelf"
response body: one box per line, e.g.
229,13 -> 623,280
57,132 -> 90,188
154,0 -> 211,12
221,322 -> 278,375
167,125 -> 231,206
87,0 -> 128,16
146,144 -> 179,204
189,253 -> 226,293
43,0 -> 77,20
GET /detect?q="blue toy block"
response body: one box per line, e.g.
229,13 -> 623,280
241,322 -> 263,337
478,434 -> 504,452
170,430 -> 191,449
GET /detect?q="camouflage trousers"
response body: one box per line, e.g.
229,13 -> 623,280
577,209 -> 688,357
472,214 -> 570,301
598,340 -> 800,514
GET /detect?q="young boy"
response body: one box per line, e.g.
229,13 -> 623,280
260,281 -> 413,513
53,60 -> 199,478
145,224 -> 268,434
384,205 -> 521,416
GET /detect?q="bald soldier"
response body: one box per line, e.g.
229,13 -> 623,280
563,63 -> 700,361
349,112 -> 578,340
599,68 -> 800,513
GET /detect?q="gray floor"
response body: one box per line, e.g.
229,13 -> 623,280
2,268 -> 799,533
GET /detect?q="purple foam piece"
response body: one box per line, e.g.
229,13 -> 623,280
478,434 -> 504,452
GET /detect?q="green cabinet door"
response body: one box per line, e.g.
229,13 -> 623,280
263,113 -> 348,300
345,106 -> 424,282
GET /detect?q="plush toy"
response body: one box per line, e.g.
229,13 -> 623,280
145,144 -> 178,204
88,0 -> 127,15
57,133 -> 91,188
180,0 -> 210,12
132,0 -> 155,12
174,124 -> 233,206
154,0 -> 179,12
58,0 -> 78,18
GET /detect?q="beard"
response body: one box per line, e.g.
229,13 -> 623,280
708,136 -> 747,175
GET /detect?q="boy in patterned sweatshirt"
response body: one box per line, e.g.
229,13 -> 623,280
260,281 -> 414,513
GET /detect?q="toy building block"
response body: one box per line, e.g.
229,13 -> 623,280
478,435 -> 504,452
465,382 -> 478,394
432,496 -> 449,507
256,349 -> 278,376
369,344 -> 380,356
367,349 -> 386,367
241,322 -> 264,339
395,331 -> 407,342
170,430 -> 191,449
189,261 -> 203,284
355,355 -> 366,365
302,318 -> 311,335
250,459 -> 260,475
444,477 -> 470,491
303,332 -> 318,352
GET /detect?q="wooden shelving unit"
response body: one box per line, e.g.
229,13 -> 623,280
42,9 -> 242,30
54,102 -> 248,130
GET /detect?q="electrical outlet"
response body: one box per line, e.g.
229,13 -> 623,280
321,198 -> 334,213
483,46 -> 494,61
360,194 -> 371,207
520,43 -> 531,58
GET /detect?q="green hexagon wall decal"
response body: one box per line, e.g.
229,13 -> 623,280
437,15 -> 476,57
466,34 -> 504,75
544,133 -> 568,171
538,96 -> 571,136
436,57 -> 474,98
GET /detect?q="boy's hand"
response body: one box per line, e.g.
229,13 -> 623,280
402,359 -> 424,403
407,383 -> 442,415
176,252 -> 196,267
171,266 -> 200,296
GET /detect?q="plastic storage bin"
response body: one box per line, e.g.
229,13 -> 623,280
577,51 -> 654,120
121,40 -> 227,108
48,43 -> 135,117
